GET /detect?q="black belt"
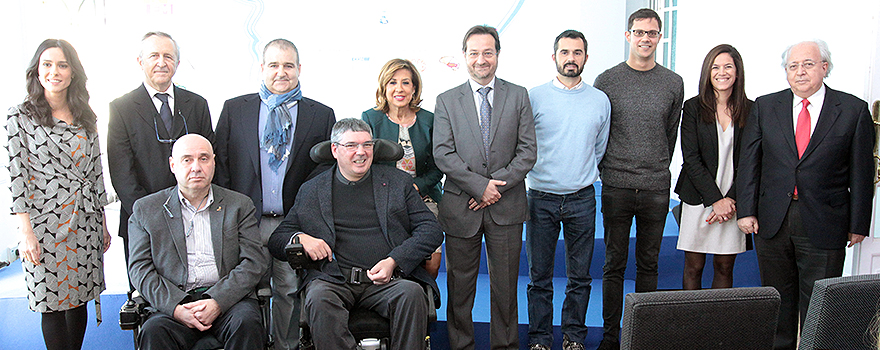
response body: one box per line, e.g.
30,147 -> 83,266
340,267 -> 400,285
529,184 -> 594,198
181,286 -> 211,304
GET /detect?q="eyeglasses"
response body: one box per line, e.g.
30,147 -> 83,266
154,110 -> 189,144
786,60 -> 825,72
629,29 -> 660,38
334,140 -> 375,151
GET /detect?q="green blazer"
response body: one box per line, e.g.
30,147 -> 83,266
362,108 -> 443,202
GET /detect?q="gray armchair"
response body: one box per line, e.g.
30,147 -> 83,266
621,287 -> 780,350
799,273 -> 880,350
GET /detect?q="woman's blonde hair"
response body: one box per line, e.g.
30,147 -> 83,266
374,58 -> 422,113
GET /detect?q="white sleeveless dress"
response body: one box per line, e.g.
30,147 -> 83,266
677,120 -> 745,254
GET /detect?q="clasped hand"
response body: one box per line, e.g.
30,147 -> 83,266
706,198 -> 736,224
469,179 -> 507,211
173,298 -> 220,331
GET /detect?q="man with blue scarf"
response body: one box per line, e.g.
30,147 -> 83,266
214,38 -> 336,350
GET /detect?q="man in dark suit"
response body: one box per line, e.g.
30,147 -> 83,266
109,31 -> 214,277
213,38 -> 335,350
433,25 -> 537,350
267,118 -> 443,350
128,134 -> 269,350
736,40 -> 875,350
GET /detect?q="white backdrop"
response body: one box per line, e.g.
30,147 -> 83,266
1,0 -> 879,269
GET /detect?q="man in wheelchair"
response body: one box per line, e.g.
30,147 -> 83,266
267,118 -> 443,350
127,134 -> 270,349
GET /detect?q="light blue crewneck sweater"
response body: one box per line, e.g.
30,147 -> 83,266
526,80 -> 611,194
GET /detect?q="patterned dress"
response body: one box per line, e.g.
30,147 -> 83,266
6,105 -> 108,321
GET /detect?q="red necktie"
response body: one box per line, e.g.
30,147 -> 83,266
795,99 -> 811,158
794,99 -> 810,196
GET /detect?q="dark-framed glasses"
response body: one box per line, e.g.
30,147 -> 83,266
630,29 -> 660,38
334,140 -> 376,151
154,111 -> 190,144
786,60 -> 824,72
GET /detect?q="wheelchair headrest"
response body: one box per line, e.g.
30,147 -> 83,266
309,139 -> 404,164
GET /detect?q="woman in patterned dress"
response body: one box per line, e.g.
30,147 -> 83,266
8,39 -> 110,350
361,58 -> 443,276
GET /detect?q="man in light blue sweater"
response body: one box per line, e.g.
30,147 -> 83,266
525,29 -> 610,350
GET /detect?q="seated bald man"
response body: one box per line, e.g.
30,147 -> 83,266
127,134 -> 270,350
267,118 -> 443,350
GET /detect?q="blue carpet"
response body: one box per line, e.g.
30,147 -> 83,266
0,293 -> 134,350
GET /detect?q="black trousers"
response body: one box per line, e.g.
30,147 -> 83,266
600,185 -> 669,340
754,200 -> 845,350
139,298 -> 264,350
303,278 -> 428,350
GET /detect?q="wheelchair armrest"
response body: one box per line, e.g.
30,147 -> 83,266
424,283 -> 437,323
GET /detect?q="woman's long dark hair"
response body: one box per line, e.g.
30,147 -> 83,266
697,44 -> 749,127
23,39 -> 97,133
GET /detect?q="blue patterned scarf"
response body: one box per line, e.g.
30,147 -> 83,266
258,82 -> 302,171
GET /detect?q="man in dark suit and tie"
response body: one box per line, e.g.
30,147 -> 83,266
433,25 -> 537,350
128,134 -> 269,350
736,40 -> 875,350
109,31 -> 215,280
213,38 -> 335,350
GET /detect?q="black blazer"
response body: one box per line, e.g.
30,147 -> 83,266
267,164 -> 443,305
213,93 -> 335,219
736,86 -> 875,249
108,84 -> 214,239
675,97 -> 752,207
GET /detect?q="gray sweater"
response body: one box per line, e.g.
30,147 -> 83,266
594,62 -> 684,190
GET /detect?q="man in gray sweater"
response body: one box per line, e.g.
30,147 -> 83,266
593,8 -> 684,350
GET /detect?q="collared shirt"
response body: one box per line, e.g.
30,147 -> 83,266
552,76 -> 585,91
791,84 -> 825,137
335,167 -> 372,186
469,77 -> 496,127
179,186 -> 219,291
258,100 -> 298,215
144,82 -> 174,115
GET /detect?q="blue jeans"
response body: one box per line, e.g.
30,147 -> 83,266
526,185 -> 596,346
600,185 -> 668,341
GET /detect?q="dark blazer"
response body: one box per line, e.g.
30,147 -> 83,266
108,84 -> 214,240
213,93 -> 335,221
736,86 -> 875,249
432,79 -> 537,237
361,107 -> 443,202
675,97 -> 752,207
267,164 -> 443,304
127,185 -> 269,316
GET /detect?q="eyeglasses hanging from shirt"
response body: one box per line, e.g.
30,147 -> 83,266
154,109 -> 190,144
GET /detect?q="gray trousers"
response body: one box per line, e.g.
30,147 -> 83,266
260,216 -> 300,350
303,278 -> 428,350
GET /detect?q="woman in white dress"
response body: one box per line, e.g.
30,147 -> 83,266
674,44 -> 752,289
